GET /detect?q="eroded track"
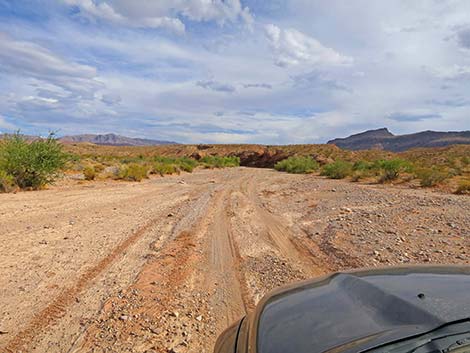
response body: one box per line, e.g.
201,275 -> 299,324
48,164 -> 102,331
0,168 -> 468,352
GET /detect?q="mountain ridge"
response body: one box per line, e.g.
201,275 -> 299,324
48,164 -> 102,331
59,133 -> 178,146
327,128 -> 470,152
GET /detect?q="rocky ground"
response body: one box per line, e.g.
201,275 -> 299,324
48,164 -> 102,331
0,167 -> 468,353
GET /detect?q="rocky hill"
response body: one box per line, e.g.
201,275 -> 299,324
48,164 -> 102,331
59,133 -> 177,146
327,128 -> 470,152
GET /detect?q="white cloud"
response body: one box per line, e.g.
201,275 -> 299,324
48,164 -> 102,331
64,0 -> 253,34
0,32 -> 102,98
265,24 -> 353,68
426,64 -> 470,80
64,0 -> 185,34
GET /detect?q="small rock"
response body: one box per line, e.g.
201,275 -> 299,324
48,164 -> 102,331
195,315 -> 203,322
119,315 -> 128,321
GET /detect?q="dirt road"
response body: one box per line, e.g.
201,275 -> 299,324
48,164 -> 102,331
0,168 -> 468,352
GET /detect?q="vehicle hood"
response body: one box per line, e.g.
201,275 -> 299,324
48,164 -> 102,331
256,266 -> 470,353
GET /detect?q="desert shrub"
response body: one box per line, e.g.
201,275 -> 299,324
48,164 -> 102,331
454,180 -> 470,195
152,157 -> 198,174
375,158 -> 413,183
352,160 -> 374,171
119,163 -> 149,181
321,160 -> 353,179
350,171 -> 364,182
416,168 -> 448,187
177,157 -> 198,172
274,156 -> 319,174
350,160 -> 375,181
0,170 -> 17,192
152,162 -> 179,176
121,156 -> 145,164
0,133 -> 67,189
93,163 -> 105,173
83,166 -> 96,181
200,156 -> 240,168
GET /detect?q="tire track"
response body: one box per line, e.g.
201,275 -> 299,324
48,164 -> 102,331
4,214 -> 168,353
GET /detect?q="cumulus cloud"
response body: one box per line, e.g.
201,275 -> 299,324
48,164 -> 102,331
264,24 -> 353,68
196,80 -> 236,93
64,0 -> 185,34
64,0 -> 253,34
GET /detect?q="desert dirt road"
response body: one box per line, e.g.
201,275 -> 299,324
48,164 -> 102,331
0,167 -> 469,353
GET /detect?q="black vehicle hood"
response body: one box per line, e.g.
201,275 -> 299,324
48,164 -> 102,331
256,266 -> 470,353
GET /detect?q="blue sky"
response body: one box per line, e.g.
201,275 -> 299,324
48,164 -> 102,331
0,0 -> 469,143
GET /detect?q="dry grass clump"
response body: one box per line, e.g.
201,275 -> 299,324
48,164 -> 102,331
454,179 -> 470,195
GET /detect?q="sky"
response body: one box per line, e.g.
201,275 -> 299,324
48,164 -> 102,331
0,0 -> 469,144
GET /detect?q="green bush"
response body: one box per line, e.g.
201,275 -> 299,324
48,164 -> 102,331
0,170 -> 16,192
321,160 -> 353,179
274,156 -> 319,174
0,133 -> 67,189
83,166 -> 96,181
119,163 -> 149,181
152,161 -> 180,176
152,156 -> 198,174
352,160 -> 374,171
177,157 -> 198,172
200,156 -> 240,168
455,180 -> 470,195
416,168 -> 447,187
375,158 -> 413,182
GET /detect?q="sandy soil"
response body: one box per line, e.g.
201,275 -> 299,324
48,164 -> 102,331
0,167 -> 468,353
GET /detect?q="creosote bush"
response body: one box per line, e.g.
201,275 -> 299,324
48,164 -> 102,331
119,163 -> 149,181
274,156 -> 319,174
321,160 -> 353,179
416,168 -> 448,187
375,158 -> 413,183
0,133 -> 67,190
152,161 -> 180,176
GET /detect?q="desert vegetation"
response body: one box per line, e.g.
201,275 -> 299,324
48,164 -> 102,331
70,155 -> 240,184
0,133 -> 67,190
274,156 -> 319,174
1,135 -> 468,194
273,147 -> 469,194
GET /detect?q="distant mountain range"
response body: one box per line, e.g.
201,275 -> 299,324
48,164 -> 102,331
327,128 -> 470,152
59,133 -> 177,146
